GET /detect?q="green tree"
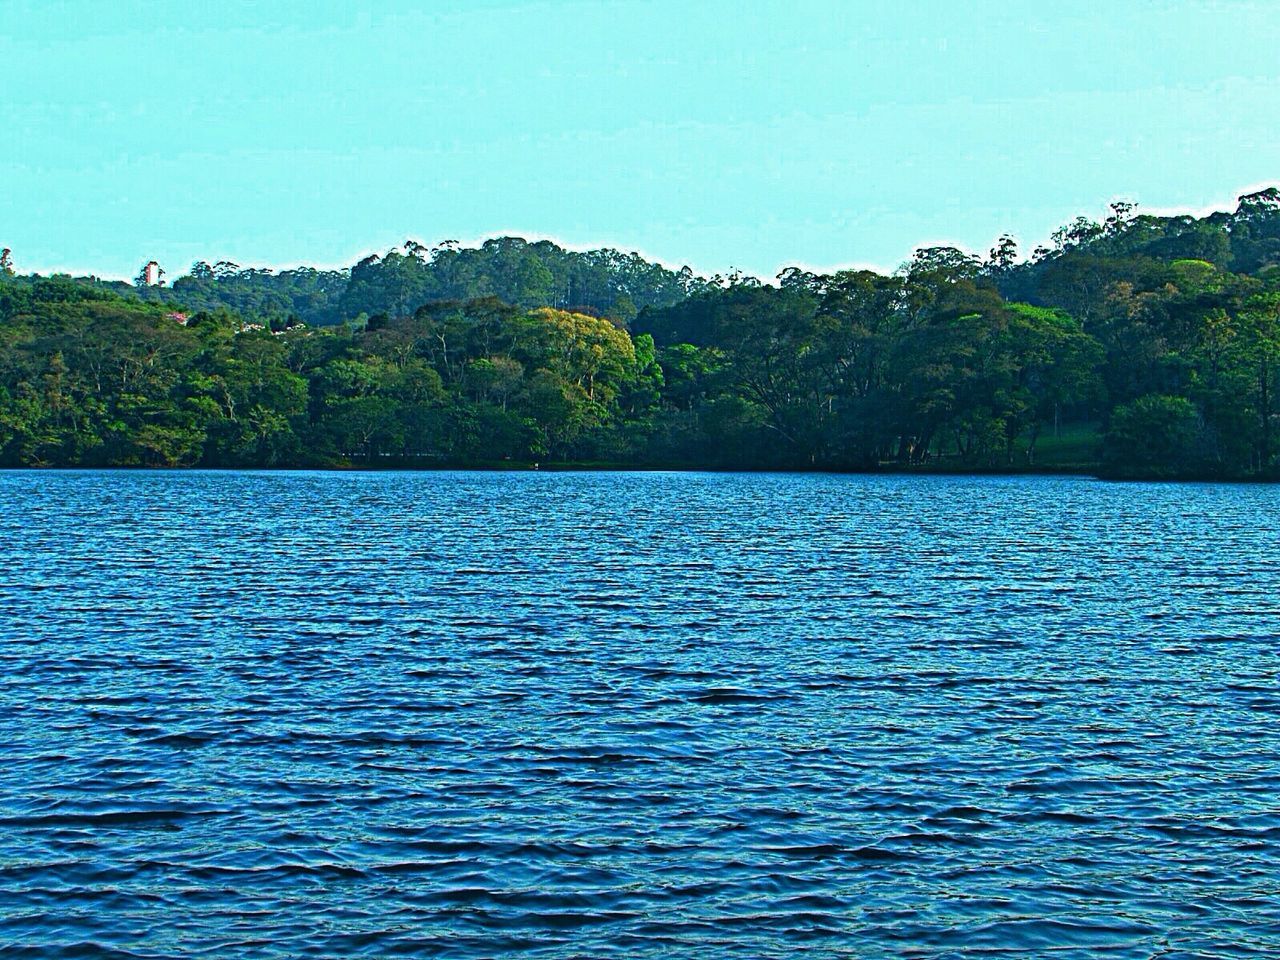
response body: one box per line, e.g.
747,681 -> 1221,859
1103,394 -> 1205,477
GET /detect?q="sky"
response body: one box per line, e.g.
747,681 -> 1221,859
3,0 -> 1279,280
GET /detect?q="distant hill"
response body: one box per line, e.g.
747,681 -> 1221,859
992,187 -> 1280,308
12,190 -> 1280,329
120,237 -> 709,328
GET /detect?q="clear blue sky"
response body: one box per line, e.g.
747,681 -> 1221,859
4,0 -> 1278,280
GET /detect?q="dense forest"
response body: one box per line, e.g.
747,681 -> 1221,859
3,189 -> 1280,478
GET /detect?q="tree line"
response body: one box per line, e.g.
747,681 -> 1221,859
3,189 -> 1280,478
133,237 -> 707,328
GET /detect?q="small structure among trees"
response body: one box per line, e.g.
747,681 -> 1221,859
136,261 -> 164,287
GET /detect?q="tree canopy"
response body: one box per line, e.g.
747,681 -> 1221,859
4,190 -> 1280,478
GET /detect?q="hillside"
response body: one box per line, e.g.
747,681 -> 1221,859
3,189 -> 1280,478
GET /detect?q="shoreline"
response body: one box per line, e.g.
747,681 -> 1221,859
7,461 -> 1276,483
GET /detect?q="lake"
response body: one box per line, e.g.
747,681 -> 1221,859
2,470 -> 1279,958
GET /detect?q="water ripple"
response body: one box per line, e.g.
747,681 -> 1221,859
2,470 -> 1280,957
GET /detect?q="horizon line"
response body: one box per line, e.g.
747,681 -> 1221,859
11,182 -> 1276,286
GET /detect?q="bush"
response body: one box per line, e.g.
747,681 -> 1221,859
1102,394 -> 1207,477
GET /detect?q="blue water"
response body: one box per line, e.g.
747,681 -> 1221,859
2,470 -> 1279,958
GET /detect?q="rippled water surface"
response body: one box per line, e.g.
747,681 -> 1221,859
3,470 -> 1280,958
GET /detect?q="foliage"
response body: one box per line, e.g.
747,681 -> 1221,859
6,188 -> 1280,477
124,238 -> 709,329
1102,394 -> 1206,478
